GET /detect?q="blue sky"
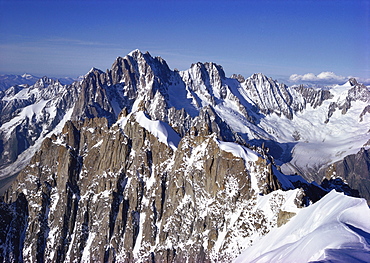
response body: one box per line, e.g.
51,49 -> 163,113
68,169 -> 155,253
0,0 -> 369,84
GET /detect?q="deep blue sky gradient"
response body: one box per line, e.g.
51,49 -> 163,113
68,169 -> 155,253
0,0 -> 369,82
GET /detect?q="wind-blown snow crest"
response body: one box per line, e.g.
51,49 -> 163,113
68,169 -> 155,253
135,111 -> 181,150
217,140 -> 259,163
235,190 -> 370,263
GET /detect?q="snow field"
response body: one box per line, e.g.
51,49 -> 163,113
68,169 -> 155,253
235,191 -> 370,263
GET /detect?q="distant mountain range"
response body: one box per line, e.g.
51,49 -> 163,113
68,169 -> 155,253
0,50 -> 369,262
0,73 -> 76,91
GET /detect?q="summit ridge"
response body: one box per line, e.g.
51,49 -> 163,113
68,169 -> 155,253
0,50 -> 369,262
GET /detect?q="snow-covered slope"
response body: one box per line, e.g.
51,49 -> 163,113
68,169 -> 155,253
235,190 -> 370,263
128,111 -> 181,150
218,76 -> 369,182
0,50 -> 367,179
176,63 -> 369,183
0,77 -> 79,189
0,74 -> 75,91
0,49 -> 369,262
261,81 -> 370,180
1,50 -> 369,197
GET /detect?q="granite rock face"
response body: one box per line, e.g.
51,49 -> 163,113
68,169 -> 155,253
322,148 -> 370,203
2,50 -> 367,184
0,77 -> 79,186
0,50 -> 368,262
0,112 -> 306,262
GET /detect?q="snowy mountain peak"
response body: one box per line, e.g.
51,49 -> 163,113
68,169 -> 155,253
21,73 -> 36,79
250,72 -> 268,81
330,78 -> 370,104
185,61 -> 226,93
87,67 -> 103,74
348,77 -> 358,86
126,49 -> 158,64
190,61 -> 226,78
1,49 -> 370,263
127,48 -> 143,57
34,76 -> 61,87
110,49 -> 172,89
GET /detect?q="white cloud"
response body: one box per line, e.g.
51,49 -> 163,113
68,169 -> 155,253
289,72 -> 347,84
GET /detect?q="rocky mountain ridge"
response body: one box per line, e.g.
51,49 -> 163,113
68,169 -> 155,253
1,50 -> 369,196
0,74 -> 75,91
0,50 -> 369,262
0,110 -> 352,262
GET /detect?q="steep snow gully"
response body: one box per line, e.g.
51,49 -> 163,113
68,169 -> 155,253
0,50 -> 369,262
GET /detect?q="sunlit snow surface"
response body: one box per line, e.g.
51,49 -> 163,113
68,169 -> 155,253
0,106 -> 74,180
260,82 -> 370,175
217,140 -> 259,162
135,111 -> 181,150
0,80 -> 75,180
235,190 -> 370,263
115,111 -> 181,151
173,72 -> 370,178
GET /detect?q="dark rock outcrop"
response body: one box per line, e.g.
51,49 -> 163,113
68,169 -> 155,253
0,114 -> 302,262
0,50 -> 368,262
322,148 -> 370,203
